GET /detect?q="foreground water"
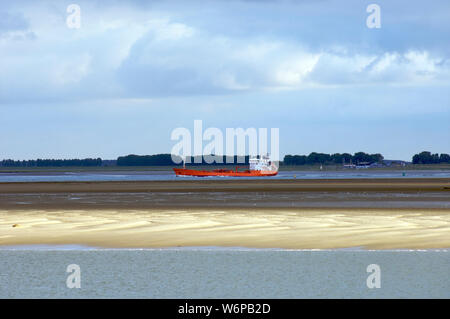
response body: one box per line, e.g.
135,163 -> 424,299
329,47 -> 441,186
1,169 -> 450,182
0,247 -> 448,298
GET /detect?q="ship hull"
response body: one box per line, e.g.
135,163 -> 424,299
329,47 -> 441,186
173,168 -> 278,177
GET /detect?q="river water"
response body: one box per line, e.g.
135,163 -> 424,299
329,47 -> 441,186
0,169 -> 449,182
0,247 -> 448,298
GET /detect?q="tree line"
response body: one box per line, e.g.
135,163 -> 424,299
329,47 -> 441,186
117,152 -> 385,166
1,151 -> 448,167
0,158 -> 102,167
117,154 -> 251,166
117,154 -> 179,166
412,151 -> 450,164
283,152 -> 384,165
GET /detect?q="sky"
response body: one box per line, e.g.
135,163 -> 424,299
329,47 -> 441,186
0,0 -> 449,161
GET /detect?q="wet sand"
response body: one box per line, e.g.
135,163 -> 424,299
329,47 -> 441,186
0,179 -> 449,249
1,178 -> 449,193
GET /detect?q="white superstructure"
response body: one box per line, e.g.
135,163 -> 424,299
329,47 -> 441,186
249,155 -> 278,172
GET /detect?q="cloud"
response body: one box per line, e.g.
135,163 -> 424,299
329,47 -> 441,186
119,25 -> 450,95
51,53 -> 92,86
0,0 -> 449,161
0,0 -> 449,104
0,11 -> 36,41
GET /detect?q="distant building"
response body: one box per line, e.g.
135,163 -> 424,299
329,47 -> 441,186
343,159 -> 410,169
343,161 -> 371,169
355,162 -> 370,169
383,160 -> 410,167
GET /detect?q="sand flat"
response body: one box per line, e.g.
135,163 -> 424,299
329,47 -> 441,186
1,208 -> 449,249
0,178 -> 448,249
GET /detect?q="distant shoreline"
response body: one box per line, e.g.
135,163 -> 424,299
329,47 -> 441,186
0,163 -> 449,173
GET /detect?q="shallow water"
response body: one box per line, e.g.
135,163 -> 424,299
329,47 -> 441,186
0,169 -> 449,182
0,248 -> 448,298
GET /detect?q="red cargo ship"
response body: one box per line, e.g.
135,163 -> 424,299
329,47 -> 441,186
173,155 -> 278,177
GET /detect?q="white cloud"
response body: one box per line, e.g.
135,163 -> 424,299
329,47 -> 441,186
1,1 -> 450,103
272,53 -> 320,87
365,51 -> 449,85
51,53 -> 92,85
371,52 -> 399,73
213,72 -> 250,91
150,19 -> 194,41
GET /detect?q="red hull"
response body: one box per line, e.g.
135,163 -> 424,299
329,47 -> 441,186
173,168 -> 278,177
